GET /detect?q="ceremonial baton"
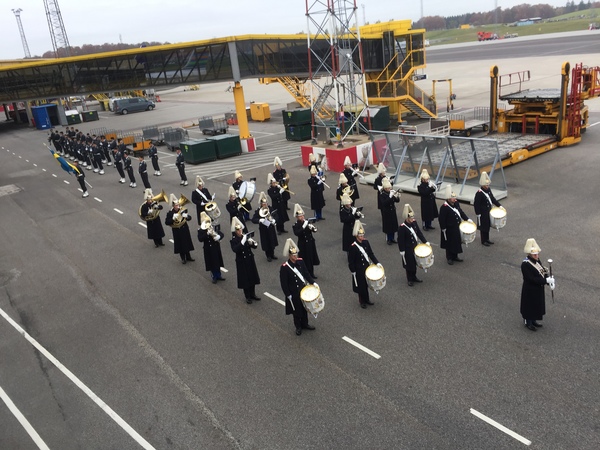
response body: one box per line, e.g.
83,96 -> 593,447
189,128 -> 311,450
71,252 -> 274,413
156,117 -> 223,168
548,258 -> 554,303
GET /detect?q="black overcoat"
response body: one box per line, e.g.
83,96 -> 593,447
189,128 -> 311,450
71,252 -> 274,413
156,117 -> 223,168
292,220 -> 320,275
165,210 -> 195,255
474,187 -> 501,233
230,235 -> 260,289
191,187 -> 212,222
397,221 -> 427,272
197,228 -> 225,272
438,201 -> 469,254
339,206 -> 359,252
307,176 -> 326,210
268,185 -> 289,224
342,167 -> 360,200
140,203 -> 165,241
373,174 -> 385,209
348,239 -> 379,300
280,258 -> 314,315
520,257 -> 547,320
379,191 -> 400,234
226,200 -> 248,234
273,168 -> 291,203
251,208 -> 278,254
417,181 -> 439,222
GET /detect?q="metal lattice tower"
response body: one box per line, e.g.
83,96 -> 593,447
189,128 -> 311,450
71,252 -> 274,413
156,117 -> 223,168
306,0 -> 370,138
44,0 -> 71,57
12,8 -> 31,58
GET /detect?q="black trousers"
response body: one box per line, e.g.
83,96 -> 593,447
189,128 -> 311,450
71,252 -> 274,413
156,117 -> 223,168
243,286 -> 256,299
140,172 -> 151,188
151,156 -> 160,171
115,163 -> 125,178
126,167 -> 136,183
177,165 -> 187,181
481,230 -> 490,244
77,177 -> 86,192
292,305 -> 309,329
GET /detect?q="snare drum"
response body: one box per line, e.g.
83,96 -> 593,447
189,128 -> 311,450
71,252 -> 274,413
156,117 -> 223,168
300,284 -> 325,317
365,264 -> 386,293
459,220 -> 477,245
414,243 -> 434,271
205,201 -> 222,221
489,207 -> 507,230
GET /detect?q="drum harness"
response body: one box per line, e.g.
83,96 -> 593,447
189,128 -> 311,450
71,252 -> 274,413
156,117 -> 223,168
400,223 -> 419,265
352,242 -> 372,286
283,262 -> 307,311
477,189 -> 493,226
196,188 -> 210,204
524,258 -> 548,278
442,202 -> 463,241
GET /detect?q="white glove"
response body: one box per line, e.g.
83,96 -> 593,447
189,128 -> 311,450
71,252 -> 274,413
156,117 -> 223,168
442,229 -> 447,240
184,213 -> 191,219
468,218 -> 474,224
426,242 -> 430,246
213,234 -> 221,241
201,202 -> 206,206
546,276 -> 555,289
287,295 -> 292,302
313,282 -> 319,289
241,235 -> 247,245
376,263 -> 383,268
477,215 -> 481,226
399,251 -> 405,257
237,204 -> 243,210
389,192 -> 394,198
279,187 -> 285,194
351,207 -> 357,214
259,218 -> 265,225
173,213 -> 182,222
500,206 -> 505,211
302,220 -> 309,229
549,280 -> 555,290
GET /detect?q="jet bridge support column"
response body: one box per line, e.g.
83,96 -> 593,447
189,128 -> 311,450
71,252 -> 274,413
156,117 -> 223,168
228,41 -> 256,152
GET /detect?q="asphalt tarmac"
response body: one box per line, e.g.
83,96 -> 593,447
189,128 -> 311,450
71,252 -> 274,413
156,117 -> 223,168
1,35 -> 599,449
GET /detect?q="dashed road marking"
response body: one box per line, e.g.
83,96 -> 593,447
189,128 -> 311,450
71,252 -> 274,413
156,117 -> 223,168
342,336 -> 381,359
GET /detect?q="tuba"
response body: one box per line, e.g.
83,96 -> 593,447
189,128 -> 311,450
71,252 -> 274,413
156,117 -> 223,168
259,206 -> 276,224
170,194 -> 191,228
342,185 -> 354,198
139,189 -> 168,221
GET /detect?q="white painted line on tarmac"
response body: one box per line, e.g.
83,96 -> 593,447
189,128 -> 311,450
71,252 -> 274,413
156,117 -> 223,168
0,385 -> 50,450
52,174 -> 57,178
138,222 -> 147,228
470,408 -> 531,446
264,292 -> 285,306
220,267 -> 228,273
114,208 -> 124,214
94,197 -> 102,203
25,159 -> 29,162
589,121 -> 600,128
42,168 -> 46,172
63,180 -> 70,184
0,306 -> 157,450
342,336 -> 381,359
18,155 -> 22,159
33,163 -> 37,167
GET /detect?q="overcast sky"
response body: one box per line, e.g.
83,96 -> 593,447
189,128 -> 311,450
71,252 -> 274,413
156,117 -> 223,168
2,0 -> 569,59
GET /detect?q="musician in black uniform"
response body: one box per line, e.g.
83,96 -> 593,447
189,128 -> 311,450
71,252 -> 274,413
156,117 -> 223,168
138,155 -> 151,189
148,143 -> 161,175
339,194 -> 363,252
267,174 -> 289,234
417,169 -> 438,231
251,193 -> 279,262
72,160 -> 89,198
273,156 -> 291,211
232,170 -> 251,221
191,176 -> 213,223
230,217 -> 261,304
307,153 -> 321,175
336,173 -> 353,206
91,142 -> 105,174
140,189 -> 165,247
165,194 -> 195,264
348,221 -> 380,309
521,238 -> 554,331
342,156 -> 360,204
308,165 -> 326,221
439,185 -> 472,265
197,212 -> 225,284
379,178 -> 401,244
280,238 -> 316,336
292,204 -> 320,279
398,204 -> 429,286
373,163 -> 387,210
175,148 -> 188,186
226,186 -> 248,235
474,171 -> 503,246
123,151 -> 136,188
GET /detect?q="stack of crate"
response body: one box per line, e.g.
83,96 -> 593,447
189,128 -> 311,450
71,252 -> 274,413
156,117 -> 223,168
282,108 -> 312,141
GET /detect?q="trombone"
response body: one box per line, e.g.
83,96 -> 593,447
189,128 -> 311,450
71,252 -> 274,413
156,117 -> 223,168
317,176 -> 331,189
277,181 -> 295,195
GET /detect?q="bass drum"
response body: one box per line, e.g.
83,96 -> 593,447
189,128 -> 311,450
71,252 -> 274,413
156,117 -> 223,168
365,264 -> 386,293
238,181 -> 256,202
414,243 -> 434,272
300,284 -> 325,318
459,220 -> 477,245
489,206 -> 507,230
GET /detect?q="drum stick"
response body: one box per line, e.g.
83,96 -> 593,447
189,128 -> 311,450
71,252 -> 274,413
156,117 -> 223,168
548,259 -> 554,303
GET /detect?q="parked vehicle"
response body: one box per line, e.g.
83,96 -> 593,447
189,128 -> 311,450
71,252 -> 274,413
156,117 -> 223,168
113,98 -> 155,115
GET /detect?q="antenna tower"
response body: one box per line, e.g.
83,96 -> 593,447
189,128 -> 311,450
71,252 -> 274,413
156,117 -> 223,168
12,8 -> 31,58
305,0 -> 369,140
44,0 -> 71,57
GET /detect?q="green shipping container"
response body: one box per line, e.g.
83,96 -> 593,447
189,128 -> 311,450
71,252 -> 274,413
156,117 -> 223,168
285,124 -> 312,141
82,111 -> 99,122
359,106 -> 390,131
282,108 -> 312,126
66,113 -> 82,125
206,134 -> 242,159
180,139 -> 217,164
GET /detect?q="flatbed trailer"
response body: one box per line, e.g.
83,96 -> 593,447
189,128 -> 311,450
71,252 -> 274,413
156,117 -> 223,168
449,107 -> 489,136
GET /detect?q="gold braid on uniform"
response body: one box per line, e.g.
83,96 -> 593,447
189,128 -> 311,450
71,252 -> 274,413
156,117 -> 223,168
525,258 -> 548,277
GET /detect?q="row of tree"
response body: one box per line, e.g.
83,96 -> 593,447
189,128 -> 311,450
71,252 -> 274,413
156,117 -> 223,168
39,42 -> 167,59
413,1 -> 600,31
